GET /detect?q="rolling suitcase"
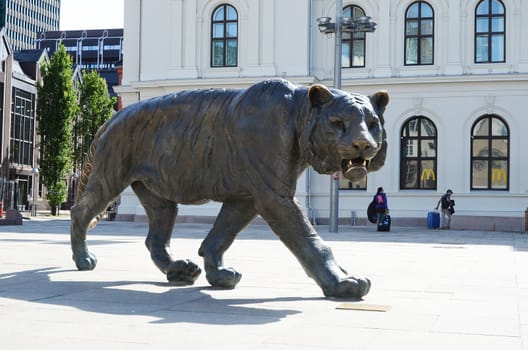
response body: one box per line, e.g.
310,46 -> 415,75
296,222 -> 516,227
427,210 -> 440,229
377,214 -> 391,232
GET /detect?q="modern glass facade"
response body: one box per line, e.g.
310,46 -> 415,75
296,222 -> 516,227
36,29 -> 123,102
0,0 -> 60,50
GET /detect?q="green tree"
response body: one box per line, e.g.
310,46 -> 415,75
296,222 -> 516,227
37,44 -> 79,215
74,70 -> 116,170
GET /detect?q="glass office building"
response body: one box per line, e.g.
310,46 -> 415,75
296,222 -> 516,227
0,0 -> 60,50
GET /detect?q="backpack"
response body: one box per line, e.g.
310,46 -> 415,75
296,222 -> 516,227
441,194 -> 449,209
375,194 -> 385,210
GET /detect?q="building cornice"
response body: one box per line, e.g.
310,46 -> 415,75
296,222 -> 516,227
116,73 -> 528,95
337,73 -> 528,88
115,76 -> 318,94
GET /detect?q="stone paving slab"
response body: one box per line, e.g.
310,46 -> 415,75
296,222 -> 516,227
1,217 -> 527,349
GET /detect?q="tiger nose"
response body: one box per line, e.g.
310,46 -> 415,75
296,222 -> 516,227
352,139 -> 374,153
352,139 -> 377,158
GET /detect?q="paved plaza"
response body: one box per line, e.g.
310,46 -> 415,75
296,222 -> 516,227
1,214 -> 528,349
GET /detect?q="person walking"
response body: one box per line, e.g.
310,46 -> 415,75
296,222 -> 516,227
435,189 -> 455,229
373,187 -> 389,224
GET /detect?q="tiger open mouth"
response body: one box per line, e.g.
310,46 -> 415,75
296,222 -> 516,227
342,158 -> 369,181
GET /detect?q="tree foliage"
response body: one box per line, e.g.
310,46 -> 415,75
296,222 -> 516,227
74,70 -> 116,169
45,181 -> 68,212
37,44 -> 79,213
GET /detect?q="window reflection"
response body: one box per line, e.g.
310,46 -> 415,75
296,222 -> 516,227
471,114 -> 509,190
400,116 -> 437,189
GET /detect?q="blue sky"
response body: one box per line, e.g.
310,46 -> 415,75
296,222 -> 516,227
60,0 -> 124,30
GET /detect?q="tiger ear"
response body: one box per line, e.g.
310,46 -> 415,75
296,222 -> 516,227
309,84 -> 334,109
369,90 -> 389,116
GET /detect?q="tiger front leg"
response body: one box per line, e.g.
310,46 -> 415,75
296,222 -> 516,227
261,198 -> 371,299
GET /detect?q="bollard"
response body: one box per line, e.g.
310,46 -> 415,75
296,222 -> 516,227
351,210 -> 357,226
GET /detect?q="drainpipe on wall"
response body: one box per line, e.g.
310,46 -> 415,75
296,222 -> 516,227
305,0 -> 315,226
138,0 -> 142,83
306,167 -> 316,226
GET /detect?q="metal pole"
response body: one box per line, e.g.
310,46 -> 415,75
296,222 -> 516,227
31,168 -> 38,216
333,0 -> 343,90
32,175 -> 36,216
329,0 -> 343,233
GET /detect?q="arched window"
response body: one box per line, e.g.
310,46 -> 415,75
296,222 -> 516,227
475,0 -> 505,63
211,4 -> 238,67
342,5 -> 366,68
400,116 -> 437,189
404,1 -> 434,65
471,115 -> 509,190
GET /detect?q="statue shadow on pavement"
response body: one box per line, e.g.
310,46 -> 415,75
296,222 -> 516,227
0,267 -> 319,325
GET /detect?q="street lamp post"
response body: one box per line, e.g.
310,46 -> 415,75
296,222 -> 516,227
72,171 -> 79,205
316,1 -> 376,232
31,167 -> 39,216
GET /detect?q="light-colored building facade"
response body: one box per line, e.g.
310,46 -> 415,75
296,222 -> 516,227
116,0 -> 528,231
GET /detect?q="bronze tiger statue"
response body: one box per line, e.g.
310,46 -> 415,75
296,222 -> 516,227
70,79 -> 389,299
